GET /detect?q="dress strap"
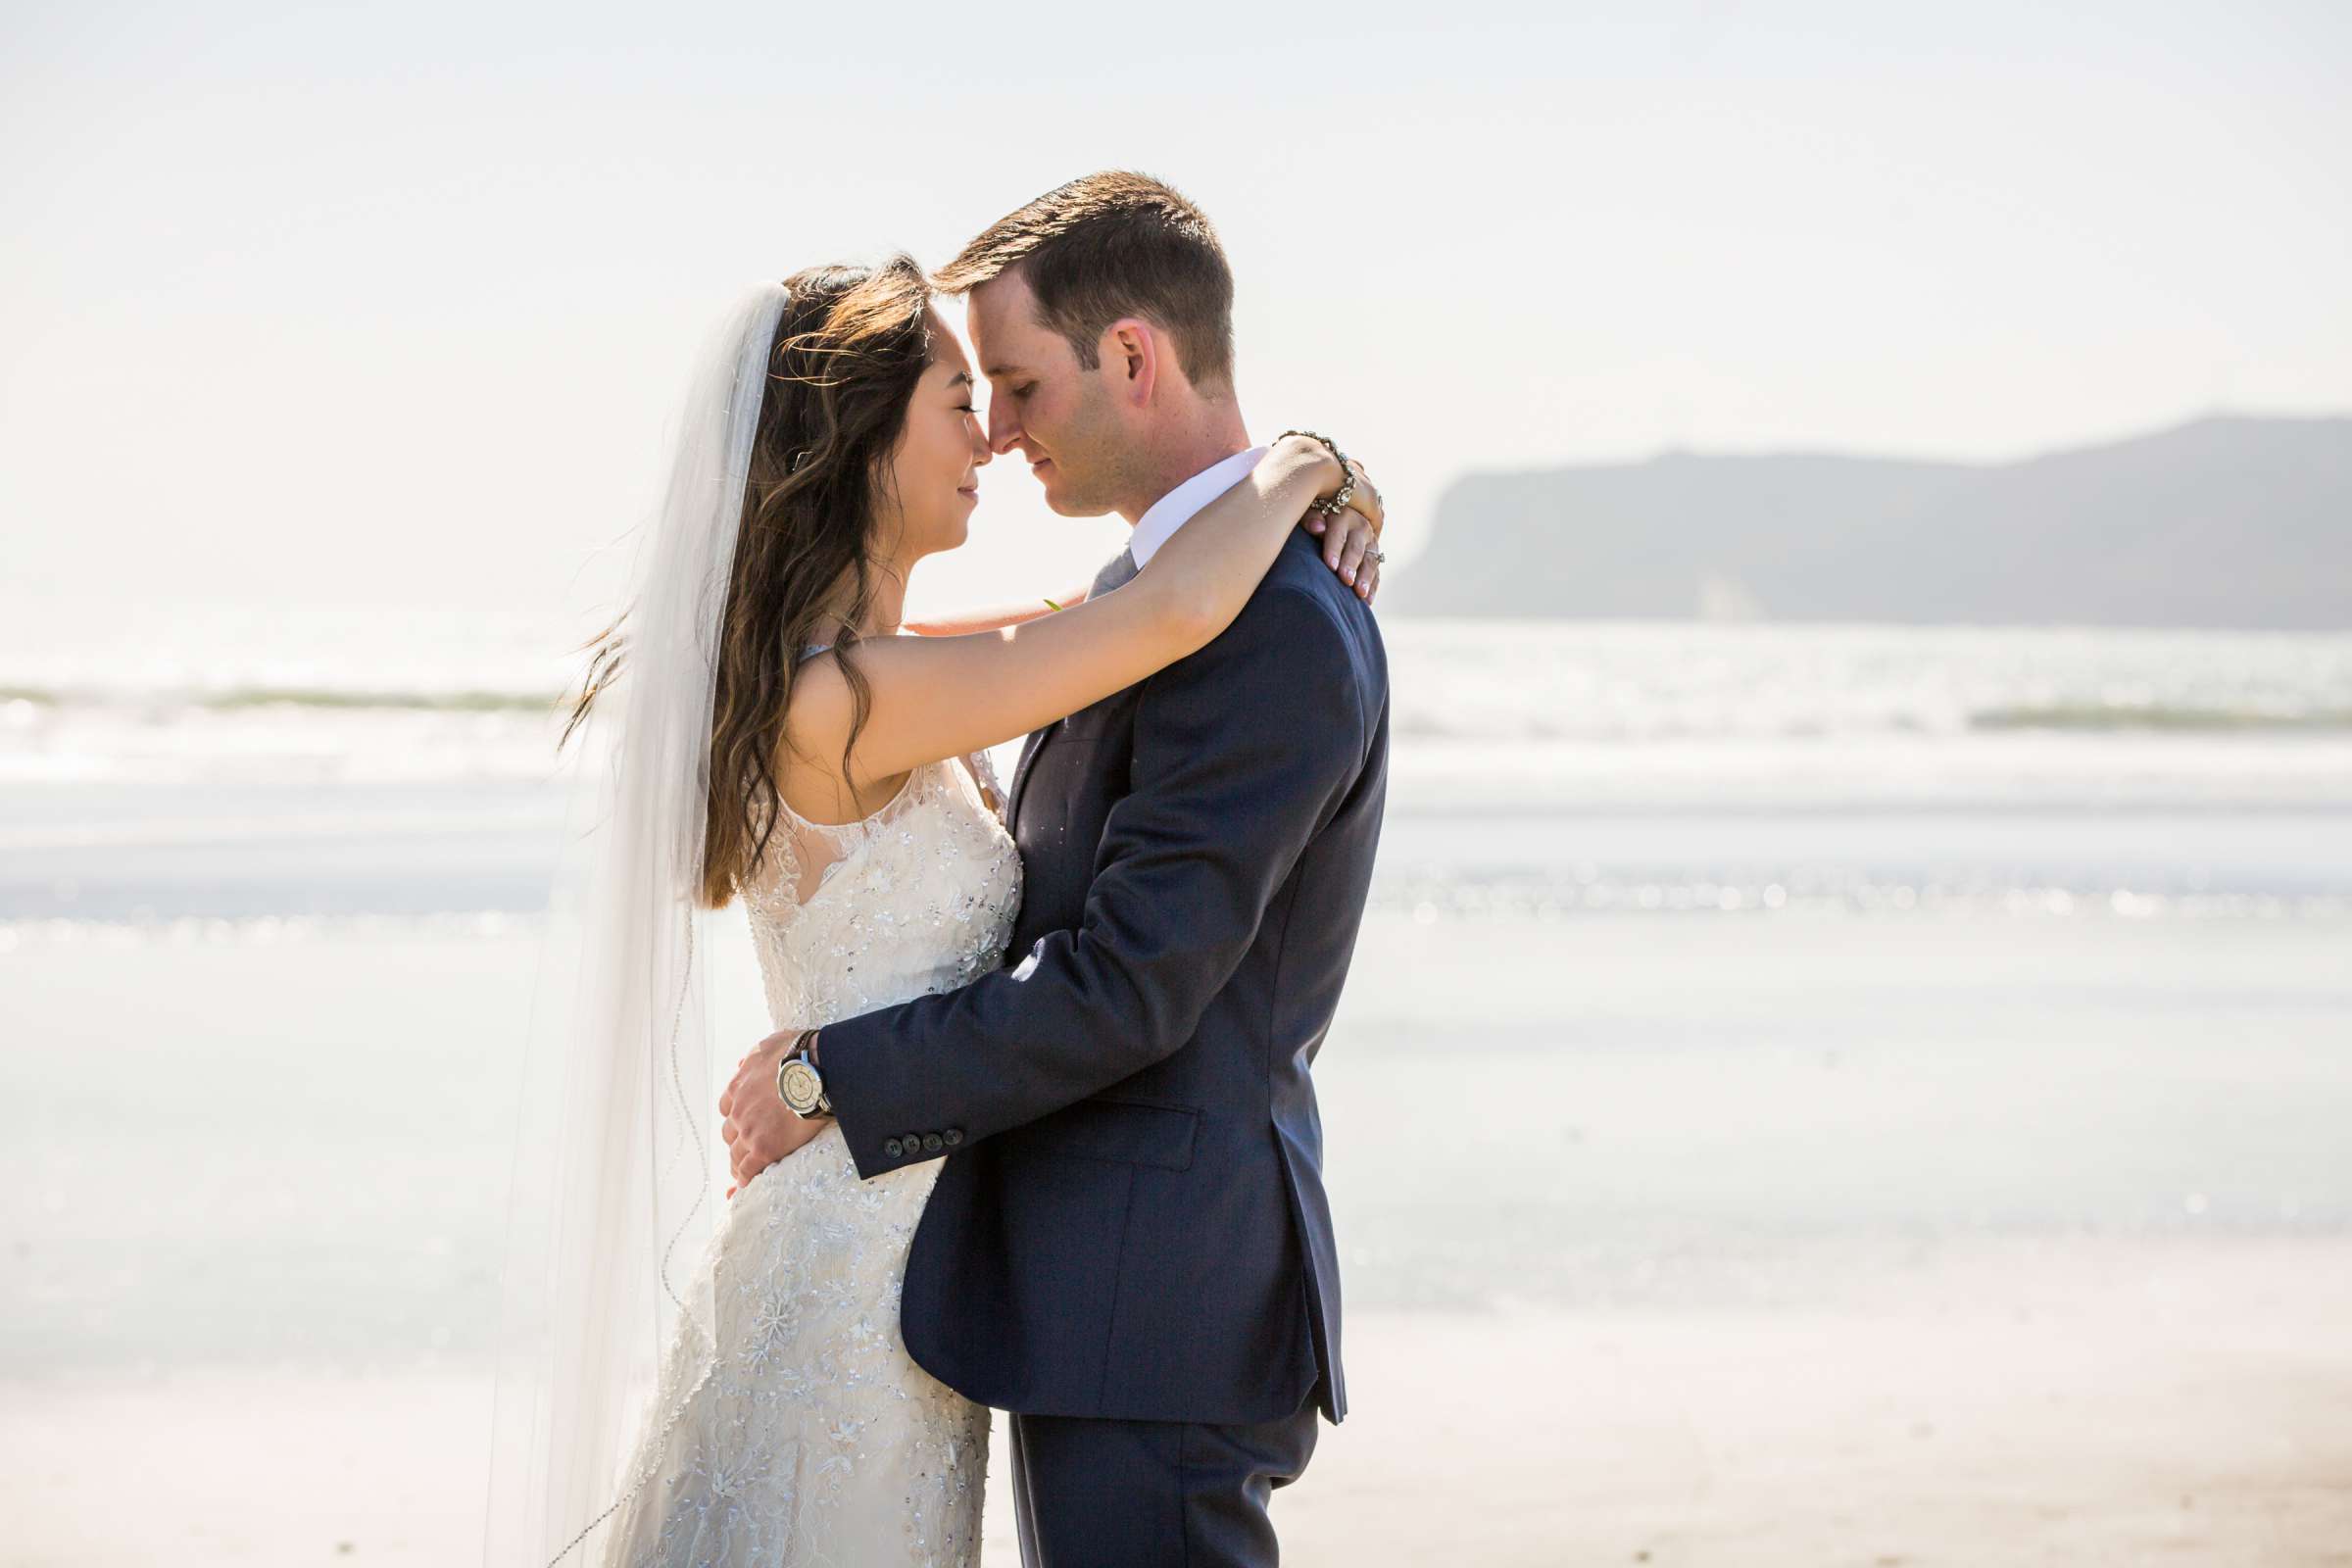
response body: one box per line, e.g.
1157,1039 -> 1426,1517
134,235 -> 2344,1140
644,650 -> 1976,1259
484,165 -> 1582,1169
951,751 -> 1005,819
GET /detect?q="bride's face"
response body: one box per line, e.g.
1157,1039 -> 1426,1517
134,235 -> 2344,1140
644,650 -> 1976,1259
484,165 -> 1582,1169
878,312 -> 992,562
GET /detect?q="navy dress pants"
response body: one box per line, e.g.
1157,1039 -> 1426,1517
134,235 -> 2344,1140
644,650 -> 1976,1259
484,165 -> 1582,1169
1007,1384 -> 1324,1567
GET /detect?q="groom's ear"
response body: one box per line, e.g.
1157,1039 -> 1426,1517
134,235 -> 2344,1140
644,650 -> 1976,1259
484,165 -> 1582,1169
1102,317 -> 1159,408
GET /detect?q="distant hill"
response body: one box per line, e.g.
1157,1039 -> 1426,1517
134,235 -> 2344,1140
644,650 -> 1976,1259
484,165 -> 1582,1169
1388,415 -> 2352,629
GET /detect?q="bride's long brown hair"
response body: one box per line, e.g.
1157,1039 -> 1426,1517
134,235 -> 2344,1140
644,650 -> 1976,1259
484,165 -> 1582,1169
561,255 -> 937,908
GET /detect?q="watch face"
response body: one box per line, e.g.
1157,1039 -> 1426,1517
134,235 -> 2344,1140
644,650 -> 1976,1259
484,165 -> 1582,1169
779,1057 -> 823,1115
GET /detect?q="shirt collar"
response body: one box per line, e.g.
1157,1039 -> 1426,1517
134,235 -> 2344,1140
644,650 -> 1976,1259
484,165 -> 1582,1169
1127,445 -> 1269,569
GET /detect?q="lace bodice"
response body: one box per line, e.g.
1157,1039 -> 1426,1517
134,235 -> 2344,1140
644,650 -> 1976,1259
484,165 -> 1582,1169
741,750 -> 1021,1033
591,748 -> 1021,1567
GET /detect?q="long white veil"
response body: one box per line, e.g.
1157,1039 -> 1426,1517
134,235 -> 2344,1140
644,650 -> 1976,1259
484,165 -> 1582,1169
481,281 -> 790,1566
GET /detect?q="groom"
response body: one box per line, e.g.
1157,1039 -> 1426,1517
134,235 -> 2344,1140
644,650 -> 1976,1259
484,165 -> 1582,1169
733,172 -> 1389,1566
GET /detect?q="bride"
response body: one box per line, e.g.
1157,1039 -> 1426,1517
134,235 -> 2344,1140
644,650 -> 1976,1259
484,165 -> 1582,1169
481,255 -> 1381,1566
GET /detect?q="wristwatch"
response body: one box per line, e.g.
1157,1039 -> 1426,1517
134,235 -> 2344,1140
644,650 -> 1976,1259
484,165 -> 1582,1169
775,1028 -> 832,1119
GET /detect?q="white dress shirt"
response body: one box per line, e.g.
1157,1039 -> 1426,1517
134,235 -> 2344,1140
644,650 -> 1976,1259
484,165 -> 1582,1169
1126,445 -> 1270,569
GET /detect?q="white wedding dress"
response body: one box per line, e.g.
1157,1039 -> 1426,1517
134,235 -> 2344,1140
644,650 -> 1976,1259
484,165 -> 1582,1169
594,745 -> 1023,1567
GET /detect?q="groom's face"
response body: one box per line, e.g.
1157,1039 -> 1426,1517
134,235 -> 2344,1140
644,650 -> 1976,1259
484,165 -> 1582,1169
966,270 -> 1132,518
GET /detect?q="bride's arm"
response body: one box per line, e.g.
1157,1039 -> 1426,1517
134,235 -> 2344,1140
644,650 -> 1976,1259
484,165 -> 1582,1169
787,434 -> 1376,791
902,585 -> 1093,637
899,494 -> 1385,637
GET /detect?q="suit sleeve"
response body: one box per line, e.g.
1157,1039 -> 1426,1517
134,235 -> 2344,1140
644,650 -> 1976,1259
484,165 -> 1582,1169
816,581 -> 1370,1178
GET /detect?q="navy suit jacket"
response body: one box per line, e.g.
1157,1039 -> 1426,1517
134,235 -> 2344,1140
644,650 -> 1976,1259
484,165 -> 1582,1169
817,524 -> 1389,1427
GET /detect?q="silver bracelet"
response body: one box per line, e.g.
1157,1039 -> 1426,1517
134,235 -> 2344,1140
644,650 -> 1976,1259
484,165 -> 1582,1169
1277,429 -> 1355,516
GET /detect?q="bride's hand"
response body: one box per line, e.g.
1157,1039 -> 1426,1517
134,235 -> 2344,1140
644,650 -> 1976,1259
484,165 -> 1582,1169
1302,456 -> 1384,603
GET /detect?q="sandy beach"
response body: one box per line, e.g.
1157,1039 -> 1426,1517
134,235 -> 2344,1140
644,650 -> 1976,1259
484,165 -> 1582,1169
10,1236 -> 2351,1565
8,906 -> 2351,1565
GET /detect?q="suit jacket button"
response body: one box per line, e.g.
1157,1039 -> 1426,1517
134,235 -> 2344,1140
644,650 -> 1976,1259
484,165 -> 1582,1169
883,1138 -> 903,1158
902,1133 -> 924,1156
942,1128 -> 963,1148
922,1132 -> 944,1153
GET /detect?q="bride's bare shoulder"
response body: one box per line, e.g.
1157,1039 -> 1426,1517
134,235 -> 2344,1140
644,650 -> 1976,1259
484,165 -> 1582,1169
773,650 -> 907,824
776,629 -> 980,768
780,646 -> 857,752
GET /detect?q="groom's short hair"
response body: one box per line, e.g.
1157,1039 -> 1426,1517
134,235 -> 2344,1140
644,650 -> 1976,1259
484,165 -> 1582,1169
934,171 -> 1236,393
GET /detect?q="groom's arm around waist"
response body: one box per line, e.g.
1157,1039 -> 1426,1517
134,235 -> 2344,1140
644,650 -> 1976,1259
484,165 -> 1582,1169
818,578 -> 1373,1179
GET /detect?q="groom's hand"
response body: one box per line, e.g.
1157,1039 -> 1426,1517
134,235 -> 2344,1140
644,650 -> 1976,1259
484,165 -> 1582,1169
718,1030 -> 830,1197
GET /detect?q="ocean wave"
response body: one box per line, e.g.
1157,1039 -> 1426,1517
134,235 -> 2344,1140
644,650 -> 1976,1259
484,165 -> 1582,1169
14,687 -> 2347,735
2,683 -> 562,714
9,877 -> 2347,950
1966,704 -> 2352,732
9,620 -> 2352,743
1369,870 -> 2352,925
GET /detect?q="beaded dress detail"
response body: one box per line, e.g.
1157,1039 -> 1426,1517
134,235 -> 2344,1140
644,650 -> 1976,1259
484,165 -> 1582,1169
595,721 -> 1021,1568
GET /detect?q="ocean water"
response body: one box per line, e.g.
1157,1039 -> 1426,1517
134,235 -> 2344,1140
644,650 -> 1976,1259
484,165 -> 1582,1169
8,612 -> 2351,927
3,610 -> 2350,1372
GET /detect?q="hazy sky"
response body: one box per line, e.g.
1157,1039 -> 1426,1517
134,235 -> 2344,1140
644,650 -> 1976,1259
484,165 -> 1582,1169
3,0 -> 2347,625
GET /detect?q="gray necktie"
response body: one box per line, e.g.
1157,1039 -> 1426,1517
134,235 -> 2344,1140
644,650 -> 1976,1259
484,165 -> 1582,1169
1090,545 -> 1139,598
1009,544 -> 1135,807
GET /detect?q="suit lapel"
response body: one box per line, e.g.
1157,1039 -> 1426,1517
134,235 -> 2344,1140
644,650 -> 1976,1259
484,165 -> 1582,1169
1005,722 -> 1052,833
